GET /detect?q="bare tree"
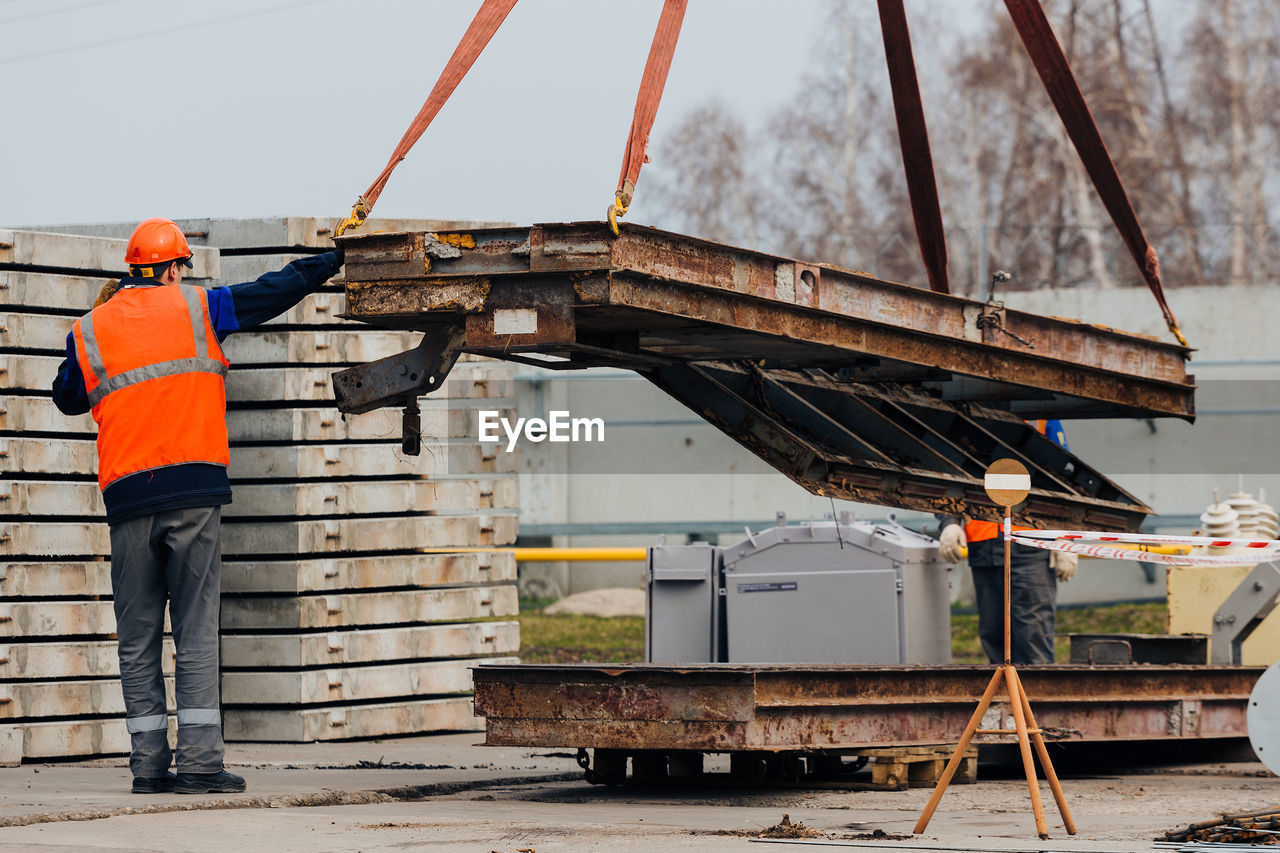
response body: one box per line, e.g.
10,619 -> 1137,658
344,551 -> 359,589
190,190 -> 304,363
1182,0 -> 1280,286
644,102 -> 763,248
646,0 -> 1279,293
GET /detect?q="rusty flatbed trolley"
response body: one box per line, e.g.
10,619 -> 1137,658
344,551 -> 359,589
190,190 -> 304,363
470,662 -> 1260,787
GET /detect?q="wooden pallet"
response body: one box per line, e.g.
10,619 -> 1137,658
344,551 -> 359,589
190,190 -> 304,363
856,745 -> 978,790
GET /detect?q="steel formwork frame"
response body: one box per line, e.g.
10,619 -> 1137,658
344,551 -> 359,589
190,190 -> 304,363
335,222 -> 1195,529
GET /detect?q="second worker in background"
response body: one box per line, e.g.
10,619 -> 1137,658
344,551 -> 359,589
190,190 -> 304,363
937,420 -> 1078,665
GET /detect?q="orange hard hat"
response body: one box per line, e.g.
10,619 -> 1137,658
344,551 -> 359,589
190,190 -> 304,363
124,218 -> 193,267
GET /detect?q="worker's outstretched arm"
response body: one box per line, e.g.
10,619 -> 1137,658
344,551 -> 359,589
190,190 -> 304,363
206,250 -> 343,337
51,336 -> 90,415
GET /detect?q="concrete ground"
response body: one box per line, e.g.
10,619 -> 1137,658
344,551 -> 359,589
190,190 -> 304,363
0,734 -> 1274,852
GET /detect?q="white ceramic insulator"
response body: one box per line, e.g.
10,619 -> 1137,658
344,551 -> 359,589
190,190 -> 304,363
1254,502 -> 1280,541
1229,491 -> 1261,537
1200,500 -> 1240,539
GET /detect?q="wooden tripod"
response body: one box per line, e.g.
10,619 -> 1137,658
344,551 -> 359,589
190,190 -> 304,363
914,504 -> 1077,840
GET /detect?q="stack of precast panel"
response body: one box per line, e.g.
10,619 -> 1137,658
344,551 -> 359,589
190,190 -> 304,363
3,219 -> 520,755
0,229 -> 219,764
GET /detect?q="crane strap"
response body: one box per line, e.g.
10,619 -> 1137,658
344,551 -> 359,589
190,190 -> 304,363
877,0 -> 950,295
609,0 -> 688,234
1003,0 -> 1188,347
336,0 -> 519,237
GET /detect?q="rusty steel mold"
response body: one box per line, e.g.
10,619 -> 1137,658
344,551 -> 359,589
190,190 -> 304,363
337,222 -> 1195,528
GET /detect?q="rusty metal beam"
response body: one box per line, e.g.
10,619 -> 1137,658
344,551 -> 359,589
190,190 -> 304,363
473,664 -> 1260,753
340,222 -> 1194,420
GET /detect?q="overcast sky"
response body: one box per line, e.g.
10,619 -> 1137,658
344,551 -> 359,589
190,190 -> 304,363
0,0 -> 842,229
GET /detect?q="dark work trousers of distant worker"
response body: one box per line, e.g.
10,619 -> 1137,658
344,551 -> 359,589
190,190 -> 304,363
967,535 -> 1056,665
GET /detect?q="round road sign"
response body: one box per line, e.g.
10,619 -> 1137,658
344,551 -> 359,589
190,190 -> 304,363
984,458 -> 1031,508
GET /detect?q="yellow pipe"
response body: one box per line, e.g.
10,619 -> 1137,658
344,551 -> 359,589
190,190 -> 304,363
417,547 -> 647,562
514,547 -> 647,562
428,541 -> 1189,563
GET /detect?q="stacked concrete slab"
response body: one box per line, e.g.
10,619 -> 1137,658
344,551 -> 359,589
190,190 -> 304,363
0,229 -> 220,764
1,218 -> 520,758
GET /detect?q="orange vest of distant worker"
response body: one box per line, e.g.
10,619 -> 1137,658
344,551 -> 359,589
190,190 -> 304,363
964,519 -> 1035,544
71,284 -> 230,491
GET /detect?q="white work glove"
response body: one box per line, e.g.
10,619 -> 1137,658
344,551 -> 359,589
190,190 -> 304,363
938,523 -> 967,563
1051,550 -> 1078,582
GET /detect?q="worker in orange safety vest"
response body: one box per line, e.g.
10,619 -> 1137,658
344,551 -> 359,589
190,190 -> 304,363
937,420 -> 1077,664
52,218 -> 344,795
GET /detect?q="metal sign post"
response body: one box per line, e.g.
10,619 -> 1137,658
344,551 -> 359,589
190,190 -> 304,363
914,459 -> 1077,840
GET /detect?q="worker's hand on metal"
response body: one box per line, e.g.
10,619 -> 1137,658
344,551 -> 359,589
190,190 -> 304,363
1051,550 -> 1078,582
93,278 -> 121,308
938,523 -> 967,563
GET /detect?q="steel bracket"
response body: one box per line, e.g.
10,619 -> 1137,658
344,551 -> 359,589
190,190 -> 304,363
331,325 -> 466,416
1211,560 -> 1280,665
331,325 -> 465,455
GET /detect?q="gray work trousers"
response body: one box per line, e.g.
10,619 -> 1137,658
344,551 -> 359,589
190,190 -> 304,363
109,506 -> 225,777
969,539 -> 1057,665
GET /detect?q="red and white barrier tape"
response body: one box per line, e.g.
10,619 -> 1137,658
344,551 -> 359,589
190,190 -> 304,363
1010,534 -> 1280,567
1014,529 -> 1280,550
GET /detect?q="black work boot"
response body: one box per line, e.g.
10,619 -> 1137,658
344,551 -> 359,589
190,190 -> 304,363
173,769 -> 246,794
132,771 -> 177,794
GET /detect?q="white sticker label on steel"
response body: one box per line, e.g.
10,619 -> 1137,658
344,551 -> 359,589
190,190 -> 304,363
493,308 -> 538,336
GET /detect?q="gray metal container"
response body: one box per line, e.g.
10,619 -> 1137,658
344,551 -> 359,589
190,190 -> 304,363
645,543 -> 718,663
647,514 -> 950,665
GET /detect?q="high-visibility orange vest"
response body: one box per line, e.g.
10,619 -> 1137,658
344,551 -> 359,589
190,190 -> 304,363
71,284 -> 230,491
964,519 -> 1036,544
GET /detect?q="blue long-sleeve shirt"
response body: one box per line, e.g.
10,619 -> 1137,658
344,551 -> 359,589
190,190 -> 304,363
52,252 -> 343,522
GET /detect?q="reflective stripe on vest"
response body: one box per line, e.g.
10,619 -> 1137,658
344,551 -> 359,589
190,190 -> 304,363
78,286 -> 227,407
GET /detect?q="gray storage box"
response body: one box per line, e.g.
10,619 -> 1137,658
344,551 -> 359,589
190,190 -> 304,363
646,543 -> 718,663
646,515 -> 950,665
